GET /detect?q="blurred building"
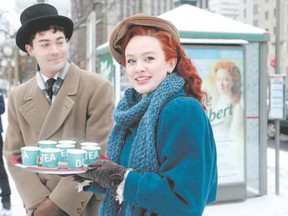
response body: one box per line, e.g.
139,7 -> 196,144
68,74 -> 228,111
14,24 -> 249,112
70,0 -> 210,71
70,0 -> 176,70
209,0 -> 240,20
209,0 -> 288,83
242,0 -> 288,78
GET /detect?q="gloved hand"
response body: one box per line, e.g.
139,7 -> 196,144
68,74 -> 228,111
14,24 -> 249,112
75,160 -> 127,189
32,197 -> 68,216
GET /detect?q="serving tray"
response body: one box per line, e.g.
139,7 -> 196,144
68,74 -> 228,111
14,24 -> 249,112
10,155 -> 108,175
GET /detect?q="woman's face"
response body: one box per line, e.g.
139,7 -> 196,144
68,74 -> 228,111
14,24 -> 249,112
215,69 -> 234,95
124,36 -> 176,95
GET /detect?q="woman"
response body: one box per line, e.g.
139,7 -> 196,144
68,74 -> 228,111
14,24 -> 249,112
76,14 -> 217,216
208,60 -> 243,139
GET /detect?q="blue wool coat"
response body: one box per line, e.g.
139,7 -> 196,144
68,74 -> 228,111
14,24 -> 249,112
89,90 -> 218,216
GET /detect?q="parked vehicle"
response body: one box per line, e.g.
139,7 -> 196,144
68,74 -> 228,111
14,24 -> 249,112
267,96 -> 288,139
267,119 -> 288,139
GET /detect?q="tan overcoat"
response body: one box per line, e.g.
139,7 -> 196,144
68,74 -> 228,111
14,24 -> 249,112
4,63 -> 114,216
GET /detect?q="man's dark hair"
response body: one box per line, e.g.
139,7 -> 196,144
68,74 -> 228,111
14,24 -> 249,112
28,25 -> 66,47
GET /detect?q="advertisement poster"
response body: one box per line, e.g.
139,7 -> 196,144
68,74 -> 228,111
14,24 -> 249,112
98,52 -> 115,86
185,46 -> 245,184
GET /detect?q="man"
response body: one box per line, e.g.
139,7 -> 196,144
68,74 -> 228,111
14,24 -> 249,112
3,3 -> 114,216
0,91 -> 11,215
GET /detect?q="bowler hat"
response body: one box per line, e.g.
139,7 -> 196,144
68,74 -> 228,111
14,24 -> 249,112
16,3 -> 74,52
109,14 -> 180,65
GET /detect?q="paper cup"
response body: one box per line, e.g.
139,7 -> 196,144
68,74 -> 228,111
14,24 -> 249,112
58,140 -> 77,146
80,142 -> 99,149
67,149 -> 86,169
38,140 -> 57,149
81,146 -> 101,166
40,148 -> 61,168
21,146 -> 41,167
56,144 -> 75,167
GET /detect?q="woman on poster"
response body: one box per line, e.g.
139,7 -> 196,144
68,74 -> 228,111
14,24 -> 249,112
207,60 -> 244,178
208,60 -> 243,140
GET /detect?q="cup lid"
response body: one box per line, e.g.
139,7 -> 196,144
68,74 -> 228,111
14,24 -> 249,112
40,148 -> 61,153
67,149 -> 86,154
21,146 -> 41,150
81,146 -> 101,150
38,140 -> 58,144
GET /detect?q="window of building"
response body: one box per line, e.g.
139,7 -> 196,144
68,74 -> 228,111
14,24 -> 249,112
253,4 -> 258,15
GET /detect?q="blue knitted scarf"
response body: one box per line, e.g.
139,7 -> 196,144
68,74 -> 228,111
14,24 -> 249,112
100,73 -> 185,215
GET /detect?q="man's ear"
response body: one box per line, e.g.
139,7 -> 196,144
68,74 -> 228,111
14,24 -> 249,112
167,58 -> 177,74
25,44 -> 33,56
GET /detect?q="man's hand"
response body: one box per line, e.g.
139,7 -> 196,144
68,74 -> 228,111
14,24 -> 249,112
32,197 -> 68,216
75,160 -> 127,188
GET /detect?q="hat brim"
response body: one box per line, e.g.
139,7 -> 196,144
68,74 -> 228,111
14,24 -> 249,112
16,15 -> 74,52
109,14 -> 180,65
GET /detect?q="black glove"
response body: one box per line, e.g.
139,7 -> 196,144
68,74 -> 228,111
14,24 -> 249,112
75,160 -> 127,189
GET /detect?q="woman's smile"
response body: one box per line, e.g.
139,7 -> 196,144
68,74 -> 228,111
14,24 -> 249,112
135,76 -> 151,84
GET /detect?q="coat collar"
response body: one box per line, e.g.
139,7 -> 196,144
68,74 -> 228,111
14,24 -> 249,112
19,63 -> 80,140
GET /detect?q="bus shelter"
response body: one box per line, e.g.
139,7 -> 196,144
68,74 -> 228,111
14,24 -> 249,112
96,4 -> 270,202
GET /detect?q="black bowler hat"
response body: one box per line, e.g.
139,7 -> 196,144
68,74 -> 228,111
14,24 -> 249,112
16,3 -> 74,52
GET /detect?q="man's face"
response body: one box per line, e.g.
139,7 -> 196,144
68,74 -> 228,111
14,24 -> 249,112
25,28 -> 69,77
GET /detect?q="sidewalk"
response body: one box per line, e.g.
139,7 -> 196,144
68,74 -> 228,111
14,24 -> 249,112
204,194 -> 288,216
204,146 -> 288,216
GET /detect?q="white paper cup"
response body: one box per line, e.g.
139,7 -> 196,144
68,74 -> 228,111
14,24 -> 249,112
67,149 -> 86,169
40,148 -> 61,168
21,146 -> 41,167
80,142 -> 99,149
58,140 -> 77,146
81,146 -> 101,166
38,140 -> 58,149
56,144 -> 75,167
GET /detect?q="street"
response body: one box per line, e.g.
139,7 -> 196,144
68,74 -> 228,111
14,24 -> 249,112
268,134 -> 288,152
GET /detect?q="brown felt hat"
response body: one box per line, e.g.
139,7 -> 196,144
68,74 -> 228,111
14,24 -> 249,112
109,14 -> 180,65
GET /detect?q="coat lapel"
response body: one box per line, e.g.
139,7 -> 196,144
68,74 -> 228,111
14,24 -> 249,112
19,64 -> 80,140
38,64 -> 80,139
19,78 -> 50,136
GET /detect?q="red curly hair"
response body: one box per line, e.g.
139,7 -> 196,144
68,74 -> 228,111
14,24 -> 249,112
213,60 -> 242,104
120,26 -> 206,109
